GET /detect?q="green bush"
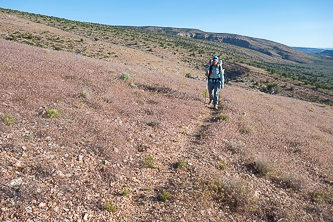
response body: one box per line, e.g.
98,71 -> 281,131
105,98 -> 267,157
160,191 -> 170,201
176,160 -> 186,169
144,156 -> 156,168
185,73 -> 192,78
130,82 -> 137,88
266,83 -> 281,94
46,108 -> 60,118
1,113 -> 14,125
80,92 -> 88,99
120,72 -> 130,81
219,164 -> 227,170
207,177 -> 252,211
54,45 -> 62,51
217,114 -> 229,121
105,202 -> 117,212
202,90 -> 209,98
122,188 -> 130,196
10,34 -> 17,41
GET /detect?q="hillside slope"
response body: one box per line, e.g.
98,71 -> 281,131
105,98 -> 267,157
1,7 -> 333,105
1,37 -> 333,222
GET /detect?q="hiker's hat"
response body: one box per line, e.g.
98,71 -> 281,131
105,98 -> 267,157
213,56 -> 219,61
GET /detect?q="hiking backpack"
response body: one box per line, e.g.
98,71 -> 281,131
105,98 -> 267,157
208,59 -> 223,76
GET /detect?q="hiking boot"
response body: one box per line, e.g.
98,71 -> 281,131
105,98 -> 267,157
208,100 -> 213,105
214,105 -> 218,110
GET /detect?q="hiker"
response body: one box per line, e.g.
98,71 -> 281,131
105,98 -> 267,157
205,56 -> 224,109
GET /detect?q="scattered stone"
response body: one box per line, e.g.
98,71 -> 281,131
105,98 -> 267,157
38,202 -> 46,208
78,155 -> 84,163
83,213 -> 89,221
1,207 -> 7,212
57,171 -> 65,177
9,177 -> 22,188
25,206 -> 32,213
15,161 -> 23,167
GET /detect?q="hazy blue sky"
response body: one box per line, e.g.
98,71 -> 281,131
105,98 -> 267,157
1,0 -> 332,48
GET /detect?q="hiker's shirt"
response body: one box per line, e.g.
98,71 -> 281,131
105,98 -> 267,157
207,65 -> 221,79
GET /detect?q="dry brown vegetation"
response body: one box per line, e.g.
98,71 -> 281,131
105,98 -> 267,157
1,11 -> 333,222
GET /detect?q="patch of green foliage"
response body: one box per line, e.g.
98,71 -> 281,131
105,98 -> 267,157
130,82 -> 137,88
144,156 -> 156,168
122,188 -> 130,196
160,191 -> 170,201
46,108 -> 60,118
217,114 -> 229,121
176,160 -> 186,169
219,164 -> 227,170
120,72 -> 130,81
105,202 -> 117,212
1,113 -> 14,125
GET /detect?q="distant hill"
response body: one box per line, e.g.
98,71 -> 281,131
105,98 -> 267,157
317,50 -> 333,58
292,47 -> 326,54
138,26 -> 312,64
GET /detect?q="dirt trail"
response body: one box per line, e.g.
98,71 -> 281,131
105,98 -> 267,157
124,102 -> 219,221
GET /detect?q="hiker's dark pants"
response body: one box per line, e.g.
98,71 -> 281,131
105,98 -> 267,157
208,78 -> 220,106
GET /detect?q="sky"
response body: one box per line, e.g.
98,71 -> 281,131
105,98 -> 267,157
1,0 -> 333,48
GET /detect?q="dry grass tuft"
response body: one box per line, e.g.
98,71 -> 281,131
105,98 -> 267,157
274,173 -> 307,191
252,158 -> 274,176
228,139 -> 246,154
206,177 -> 254,211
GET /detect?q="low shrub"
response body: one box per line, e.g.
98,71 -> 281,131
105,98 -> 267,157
144,156 -> 156,168
228,140 -> 246,154
219,164 -> 227,170
262,83 -> 281,94
310,189 -> 333,203
202,90 -> 209,98
240,126 -> 252,134
280,173 -> 306,191
46,108 -> 60,118
122,188 -> 130,196
199,130 -> 206,138
120,72 -> 130,81
176,160 -> 186,169
105,202 -> 117,212
160,191 -> 170,201
185,73 -> 192,78
130,82 -> 137,89
206,177 -> 253,211
79,91 -> 90,99
267,83 -> 281,94
217,114 -> 229,121
252,158 -> 274,176
54,45 -> 62,51
147,120 -> 160,127
1,113 -> 14,125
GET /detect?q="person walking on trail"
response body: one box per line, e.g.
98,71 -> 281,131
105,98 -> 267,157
206,56 -> 224,109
